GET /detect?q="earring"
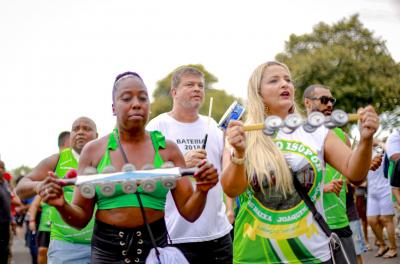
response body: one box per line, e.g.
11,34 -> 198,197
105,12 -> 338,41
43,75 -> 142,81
264,105 -> 270,115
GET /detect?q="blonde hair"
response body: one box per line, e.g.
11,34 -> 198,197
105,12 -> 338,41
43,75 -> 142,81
245,61 -> 295,196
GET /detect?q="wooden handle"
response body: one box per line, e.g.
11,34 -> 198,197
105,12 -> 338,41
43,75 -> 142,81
348,113 -> 359,122
243,123 -> 264,131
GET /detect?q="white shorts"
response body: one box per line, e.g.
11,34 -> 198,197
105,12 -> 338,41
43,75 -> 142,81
367,191 -> 395,216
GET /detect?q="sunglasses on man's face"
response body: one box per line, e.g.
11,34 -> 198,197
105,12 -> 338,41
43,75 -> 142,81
308,96 -> 336,105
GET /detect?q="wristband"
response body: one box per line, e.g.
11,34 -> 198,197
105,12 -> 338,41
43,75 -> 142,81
230,149 -> 245,165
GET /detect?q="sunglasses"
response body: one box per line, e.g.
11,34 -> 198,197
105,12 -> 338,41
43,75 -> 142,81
308,96 -> 336,105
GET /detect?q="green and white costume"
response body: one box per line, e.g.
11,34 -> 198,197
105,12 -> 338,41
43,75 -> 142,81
323,128 -> 349,230
50,148 -> 94,244
234,126 -> 331,263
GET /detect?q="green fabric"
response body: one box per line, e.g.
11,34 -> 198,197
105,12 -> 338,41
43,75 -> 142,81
388,159 -> 396,202
50,148 -> 94,244
96,129 -> 167,210
323,127 -> 349,229
233,139 -> 327,263
38,202 -> 51,232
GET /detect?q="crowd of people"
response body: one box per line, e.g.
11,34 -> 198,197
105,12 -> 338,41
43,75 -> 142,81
0,62 -> 399,264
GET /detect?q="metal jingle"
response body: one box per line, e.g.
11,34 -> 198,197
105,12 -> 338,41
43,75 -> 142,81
303,123 -> 318,133
102,165 -> 116,174
307,112 -> 325,127
79,184 -> 96,199
161,161 -> 175,168
141,179 -> 156,192
262,127 -> 276,136
281,126 -> 295,134
122,180 -> 137,194
265,115 -> 283,130
324,121 -> 337,129
141,164 -> 154,170
161,176 -> 176,189
100,182 -> 116,196
284,114 -> 303,130
83,166 -> 98,175
331,110 -> 348,126
122,163 -> 136,172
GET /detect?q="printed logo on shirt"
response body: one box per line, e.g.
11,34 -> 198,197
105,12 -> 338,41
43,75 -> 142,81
176,138 -> 205,152
242,139 -> 323,240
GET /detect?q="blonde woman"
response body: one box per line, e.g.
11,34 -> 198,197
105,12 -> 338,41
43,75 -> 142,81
221,61 -> 379,263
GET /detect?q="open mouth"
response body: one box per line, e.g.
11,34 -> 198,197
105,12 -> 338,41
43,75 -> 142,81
280,90 -> 290,98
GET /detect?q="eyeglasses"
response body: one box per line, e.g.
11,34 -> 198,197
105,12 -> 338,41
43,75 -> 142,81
307,96 -> 336,105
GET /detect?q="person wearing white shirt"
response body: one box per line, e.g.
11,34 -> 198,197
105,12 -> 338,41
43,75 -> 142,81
147,66 -> 232,264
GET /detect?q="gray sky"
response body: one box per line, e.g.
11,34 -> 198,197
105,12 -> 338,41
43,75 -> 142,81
1,0 -> 399,170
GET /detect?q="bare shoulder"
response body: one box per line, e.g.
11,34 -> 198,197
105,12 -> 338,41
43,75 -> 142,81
80,134 -> 110,167
159,139 -> 185,167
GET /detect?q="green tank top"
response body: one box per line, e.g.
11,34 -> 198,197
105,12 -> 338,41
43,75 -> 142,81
323,127 -> 349,229
96,130 -> 167,211
38,202 -> 51,232
50,148 -> 95,244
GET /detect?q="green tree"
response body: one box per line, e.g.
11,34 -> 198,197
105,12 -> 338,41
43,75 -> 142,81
276,14 -> 400,113
150,64 -> 240,122
12,165 -> 32,185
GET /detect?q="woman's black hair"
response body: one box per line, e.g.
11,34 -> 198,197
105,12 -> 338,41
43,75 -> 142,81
112,71 -> 143,102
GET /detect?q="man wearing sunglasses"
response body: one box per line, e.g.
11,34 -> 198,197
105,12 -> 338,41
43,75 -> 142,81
303,84 -> 359,264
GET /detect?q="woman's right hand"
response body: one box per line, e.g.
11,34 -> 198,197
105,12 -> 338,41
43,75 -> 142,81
37,172 -> 66,208
226,120 -> 246,157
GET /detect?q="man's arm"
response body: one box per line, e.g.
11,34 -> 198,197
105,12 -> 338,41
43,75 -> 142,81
15,154 -> 59,199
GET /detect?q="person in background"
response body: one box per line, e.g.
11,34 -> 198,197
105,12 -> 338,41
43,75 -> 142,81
303,84 -> 357,263
147,66 -> 233,264
0,159 -> 12,264
16,117 -> 98,264
27,130 -> 71,264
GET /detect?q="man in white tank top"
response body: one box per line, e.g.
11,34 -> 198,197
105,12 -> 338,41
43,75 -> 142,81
146,66 -> 232,264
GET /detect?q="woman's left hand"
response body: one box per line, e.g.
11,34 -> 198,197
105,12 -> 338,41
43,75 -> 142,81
358,106 -> 379,140
194,160 -> 219,193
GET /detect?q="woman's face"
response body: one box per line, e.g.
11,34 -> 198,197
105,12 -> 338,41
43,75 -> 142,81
259,65 -> 294,117
113,77 -> 149,129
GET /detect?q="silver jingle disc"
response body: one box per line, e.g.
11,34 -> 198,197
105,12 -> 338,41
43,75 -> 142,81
262,127 -> 276,136
331,110 -> 348,126
265,115 -> 283,129
142,164 -> 155,170
100,183 -> 116,196
141,179 -> 156,192
307,112 -> 325,127
161,161 -> 175,168
83,166 -> 97,175
79,184 -> 96,199
281,126 -> 295,134
161,176 -> 176,189
324,121 -> 337,129
122,180 -> 137,194
284,114 -> 303,130
122,163 -> 136,172
102,165 -> 116,174
303,123 -> 317,133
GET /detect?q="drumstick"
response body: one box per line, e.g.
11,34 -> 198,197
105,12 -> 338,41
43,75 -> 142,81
201,97 -> 213,149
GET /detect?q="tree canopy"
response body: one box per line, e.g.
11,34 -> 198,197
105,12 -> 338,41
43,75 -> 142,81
150,64 -> 240,122
276,14 -> 400,114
